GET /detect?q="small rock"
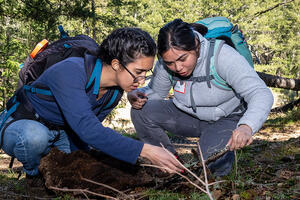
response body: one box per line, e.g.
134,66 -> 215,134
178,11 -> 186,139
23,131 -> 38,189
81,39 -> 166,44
277,183 -> 284,187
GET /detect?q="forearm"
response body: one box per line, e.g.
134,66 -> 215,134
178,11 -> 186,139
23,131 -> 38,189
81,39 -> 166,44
237,87 -> 274,134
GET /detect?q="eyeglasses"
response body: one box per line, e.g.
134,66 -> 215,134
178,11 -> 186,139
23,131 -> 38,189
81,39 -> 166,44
120,61 -> 153,83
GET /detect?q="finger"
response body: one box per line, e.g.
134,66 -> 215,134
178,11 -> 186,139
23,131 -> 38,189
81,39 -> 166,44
229,135 -> 237,151
226,137 -> 232,147
164,157 -> 184,173
158,161 -> 177,174
239,138 -> 248,149
236,134 -> 245,149
135,102 -> 145,109
133,104 -> 142,109
137,98 -> 147,104
137,91 -> 148,99
246,137 -> 253,146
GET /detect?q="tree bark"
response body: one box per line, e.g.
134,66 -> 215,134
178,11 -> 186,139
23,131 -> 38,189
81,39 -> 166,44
257,72 -> 300,91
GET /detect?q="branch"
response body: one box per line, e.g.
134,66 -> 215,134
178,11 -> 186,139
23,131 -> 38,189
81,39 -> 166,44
159,144 -> 207,187
257,72 -> 300,91
271,97 -> 300,113
140,163 -> 208,194
197,141 -> 214,200
255,0 -> 295,16
80,176 -> 130,199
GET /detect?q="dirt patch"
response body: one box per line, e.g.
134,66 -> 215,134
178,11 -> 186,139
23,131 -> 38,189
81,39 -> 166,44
39,148 -> 171,198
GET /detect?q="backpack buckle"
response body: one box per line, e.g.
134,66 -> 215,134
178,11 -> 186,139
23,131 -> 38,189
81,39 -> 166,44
30,87 -> 37,94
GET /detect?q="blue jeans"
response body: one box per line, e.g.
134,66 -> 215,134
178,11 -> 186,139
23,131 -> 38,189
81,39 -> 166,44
0,111 -> 71,176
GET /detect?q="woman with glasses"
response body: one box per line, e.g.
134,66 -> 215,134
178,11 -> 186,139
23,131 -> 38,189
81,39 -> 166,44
128,19 -> 274,177
0,27 -> 184,185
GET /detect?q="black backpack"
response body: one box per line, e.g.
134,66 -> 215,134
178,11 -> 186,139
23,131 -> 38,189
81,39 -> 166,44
17,33 -> 99,89
1,26 -> 123,147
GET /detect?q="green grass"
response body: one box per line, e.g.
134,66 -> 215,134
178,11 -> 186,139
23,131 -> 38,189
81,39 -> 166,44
145,189 -> 210,200
0,171 -> 27,194
265,106 -> 300,126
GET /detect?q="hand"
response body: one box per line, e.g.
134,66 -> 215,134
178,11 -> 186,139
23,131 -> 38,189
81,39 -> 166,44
140,144 -> 185,174
226,124 -> 253,151
127,90 -> 148,109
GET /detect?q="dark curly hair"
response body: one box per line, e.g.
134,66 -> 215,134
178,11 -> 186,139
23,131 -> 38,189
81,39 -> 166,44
98,28 -> 156,66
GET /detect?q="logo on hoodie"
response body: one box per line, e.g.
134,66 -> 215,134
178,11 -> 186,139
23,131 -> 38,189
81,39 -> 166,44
174,81 -> 186,94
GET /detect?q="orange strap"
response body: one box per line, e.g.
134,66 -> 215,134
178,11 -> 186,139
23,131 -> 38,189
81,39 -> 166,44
30,39 -> 49,59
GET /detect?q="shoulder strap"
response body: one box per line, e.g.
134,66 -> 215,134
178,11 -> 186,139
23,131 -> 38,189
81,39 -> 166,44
208,39 -> 232,91
85,56 -> 102,95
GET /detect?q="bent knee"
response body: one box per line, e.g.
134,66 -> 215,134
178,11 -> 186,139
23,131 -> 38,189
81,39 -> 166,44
20,121 -> 49,152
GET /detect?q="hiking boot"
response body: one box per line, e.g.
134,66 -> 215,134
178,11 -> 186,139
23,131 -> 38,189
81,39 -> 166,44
25,173 -> 45,188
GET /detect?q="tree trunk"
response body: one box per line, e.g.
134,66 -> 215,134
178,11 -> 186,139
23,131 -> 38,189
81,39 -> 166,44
91,0 -> 96,40
257,72 -> 300,91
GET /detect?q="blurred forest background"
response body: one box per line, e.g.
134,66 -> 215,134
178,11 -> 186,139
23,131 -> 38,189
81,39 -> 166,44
0,0 -> 299,110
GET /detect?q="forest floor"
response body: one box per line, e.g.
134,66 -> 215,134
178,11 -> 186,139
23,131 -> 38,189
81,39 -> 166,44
0,110 -> 299,200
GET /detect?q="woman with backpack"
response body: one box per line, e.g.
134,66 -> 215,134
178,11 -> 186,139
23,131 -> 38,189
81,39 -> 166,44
128,19 -> 274,176
0,27 -> 184,183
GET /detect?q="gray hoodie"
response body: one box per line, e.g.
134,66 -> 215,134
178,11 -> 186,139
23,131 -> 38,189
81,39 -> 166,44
141,32 -> 274,134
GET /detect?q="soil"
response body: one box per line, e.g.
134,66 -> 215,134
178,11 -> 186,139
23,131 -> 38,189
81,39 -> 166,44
39,148 -> 170,198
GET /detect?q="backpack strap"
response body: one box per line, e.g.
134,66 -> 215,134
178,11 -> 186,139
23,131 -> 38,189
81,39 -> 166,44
23,85 -> 53,96
103,89 -> 120,110
208,39 -> 232,91
0,100 -> 20,149
206,38 -> 216,88
58,25 -> 69,39
85,58 -> 102,95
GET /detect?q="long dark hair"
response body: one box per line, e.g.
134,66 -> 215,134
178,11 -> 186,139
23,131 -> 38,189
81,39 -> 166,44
98,28 -> 156,66
157,19 -> 235,56
157,19 -> 199,56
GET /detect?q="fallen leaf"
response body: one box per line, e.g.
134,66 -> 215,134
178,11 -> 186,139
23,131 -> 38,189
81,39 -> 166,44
212,189 -> 222,200
232,194 -> 240,200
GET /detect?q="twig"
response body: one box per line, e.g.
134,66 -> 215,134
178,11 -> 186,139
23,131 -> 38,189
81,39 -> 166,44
197,141 -> 214,200
160,143 -> 207,187
207,180 -> 227,186
48,186 -> 118,200
206,146 -> 230,164
81,191 -> 90,200
80,176 -> 130,199
140,163 -> 207,194
234,150 -> 238,178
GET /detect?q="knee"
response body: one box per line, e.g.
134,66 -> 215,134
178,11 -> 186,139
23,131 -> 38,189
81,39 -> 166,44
21,121 -> 49,153
131,102 -> 155,121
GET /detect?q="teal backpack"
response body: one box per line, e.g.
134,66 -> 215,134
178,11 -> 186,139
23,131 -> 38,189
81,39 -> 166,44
195,16 -> 254,90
